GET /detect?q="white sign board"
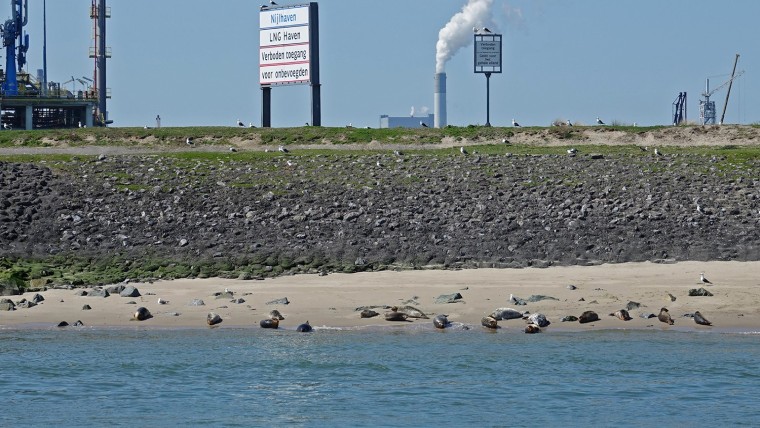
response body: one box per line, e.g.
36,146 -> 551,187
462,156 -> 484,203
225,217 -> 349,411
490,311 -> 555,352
474,34 -> 502,73
260,6 -> 312,85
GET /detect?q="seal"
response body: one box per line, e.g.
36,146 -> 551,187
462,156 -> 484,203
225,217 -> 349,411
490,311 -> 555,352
526,313 -> 550,327
269,309 -> 285,320
658,307 -> 674,325
384,306 -> 408,322
296,321 -> 313,332
207,312 -> 223,326
693,311 -> 712,326
481,316 -> 498,329
524,324 -> 541,334
490,308 -> 523,320
433,314 -> 449,329
360,309 -> 379,318
609,309 -> 632,321
131,307 -> 152,321
260,318 -> 279,329
578,311 -> 599,324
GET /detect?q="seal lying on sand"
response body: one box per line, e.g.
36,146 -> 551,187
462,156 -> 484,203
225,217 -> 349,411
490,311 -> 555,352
131,307 -> 152,321
433,314 -> 450,329
207,312 -> 223,326
481,316 -> 498,329
524,324 -> 541,334
490,308 -> 523,320
385,306 -> 408,322
658,307 -> 674,325
609,309 -> 632,321
269,309 -> 285,320
578,311 -> 599,324
693,311 -> 712,326
260,318 -> 280,329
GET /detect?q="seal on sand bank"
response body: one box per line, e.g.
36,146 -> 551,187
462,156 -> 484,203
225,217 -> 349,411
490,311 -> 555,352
131,307 -> 152,321
578,311 -> 599,324
433,314 -> 450,329
260,318 -> 280,329
609,309 -> 632,321
481,316 -> 498,329
385,306 -> 408,322
658,307 -> 674,325
693,311 -> 712,326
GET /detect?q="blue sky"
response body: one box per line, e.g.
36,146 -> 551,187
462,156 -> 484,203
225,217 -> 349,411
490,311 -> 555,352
20,0 -> 759,128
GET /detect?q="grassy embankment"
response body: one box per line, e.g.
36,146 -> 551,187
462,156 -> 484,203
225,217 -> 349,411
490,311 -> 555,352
1,125 -> 758,291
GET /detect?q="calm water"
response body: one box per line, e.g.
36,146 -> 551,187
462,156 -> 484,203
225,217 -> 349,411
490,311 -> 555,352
1,327 -> 758,427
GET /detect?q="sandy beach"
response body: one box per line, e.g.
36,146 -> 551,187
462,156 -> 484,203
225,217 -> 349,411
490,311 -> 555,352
2,261 -> 759,332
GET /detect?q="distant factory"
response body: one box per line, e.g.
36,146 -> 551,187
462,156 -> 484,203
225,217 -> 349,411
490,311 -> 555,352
379,113 -> 434,129
0,0 -> 111,129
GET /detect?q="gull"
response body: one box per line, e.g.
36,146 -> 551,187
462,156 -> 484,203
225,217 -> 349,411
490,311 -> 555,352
482,27 -> 492,33
566,119 -> 573,127
654,148 -> 662,156
249,122 -> 255,128
229,147 -> 237,152
237,119 -> 245,127
567,148 -> 578,155
633,122 -> 638,127
420,121 -> 429,128
78,121 -> 83,128
186,137 -> 194,145
376,160 -> 382,167
157,298 -> 168,305
346,123 -> 353,128
286,160 -> 294,167
700,273 -> 712,285
270,0 -> 277,4
278,145 -> 289,153
473,27 -> 479,33
225,288 -> 231,294
260,5 -> 268,10
393,150 -> 403,156
639,146 -> 648,151
460,146 -> 468,155
512,118 -> 520,127
501,138 -> 509,144
304,122 -> 310,126
143,125 -> 149,130
596,117 -> 605,125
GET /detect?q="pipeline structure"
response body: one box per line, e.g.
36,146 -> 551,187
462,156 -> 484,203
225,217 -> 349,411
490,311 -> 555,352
0,0 -> 110,129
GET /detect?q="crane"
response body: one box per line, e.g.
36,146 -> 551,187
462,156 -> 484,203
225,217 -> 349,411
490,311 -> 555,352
700,55 -> 744,125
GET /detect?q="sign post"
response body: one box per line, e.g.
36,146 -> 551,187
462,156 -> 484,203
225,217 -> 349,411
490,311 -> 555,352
474,33 -> 502,127
259,2 -> 320,127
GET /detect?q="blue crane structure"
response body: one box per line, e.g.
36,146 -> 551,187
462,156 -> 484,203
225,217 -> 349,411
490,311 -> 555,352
1,0 -> 29,96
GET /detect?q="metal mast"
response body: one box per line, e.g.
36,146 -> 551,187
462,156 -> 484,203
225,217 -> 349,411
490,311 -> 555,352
719,53 -> 740,125
90,0 -> 110,125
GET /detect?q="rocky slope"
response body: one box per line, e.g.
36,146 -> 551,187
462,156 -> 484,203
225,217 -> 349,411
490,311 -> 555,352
1,147 -> 759,286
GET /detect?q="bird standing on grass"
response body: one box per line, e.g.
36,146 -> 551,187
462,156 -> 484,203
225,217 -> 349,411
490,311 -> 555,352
596,117 -> 605,125
460,146 -> 468,155
278,145 -> 289,153
420,121 -> 429,128
512,118 -> 520,127
186,137 -> 194,145
237,119 -> 245,127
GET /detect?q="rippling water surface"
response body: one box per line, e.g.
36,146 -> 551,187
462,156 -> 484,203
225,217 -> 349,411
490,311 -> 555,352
2,328 -> 758,426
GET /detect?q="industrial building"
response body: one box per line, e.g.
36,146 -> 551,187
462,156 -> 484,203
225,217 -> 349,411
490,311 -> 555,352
0,0 -> 110,130
379,113 -> 434,129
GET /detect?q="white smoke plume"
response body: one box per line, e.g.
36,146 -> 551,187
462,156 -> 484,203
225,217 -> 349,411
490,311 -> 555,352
435,0 -> 495,73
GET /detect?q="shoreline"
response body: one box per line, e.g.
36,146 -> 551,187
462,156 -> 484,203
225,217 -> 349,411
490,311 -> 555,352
2,261 -> 759,333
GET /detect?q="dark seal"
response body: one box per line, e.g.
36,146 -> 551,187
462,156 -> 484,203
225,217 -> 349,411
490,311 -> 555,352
260,318 -> 280,329
385,306 -> 408,322
524,324 -> 541,334
207,312 -> 223,326
578,311 -> 599,324
693,311 -> 712,326
296,321 -> 313,332
433,314 -> 449,329
658,307 -> 674,325
609,309 -> 632,321
131,307 -> 153,321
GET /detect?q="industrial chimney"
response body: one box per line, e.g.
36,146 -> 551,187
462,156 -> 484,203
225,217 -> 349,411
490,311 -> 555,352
434,73 -> 447,128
